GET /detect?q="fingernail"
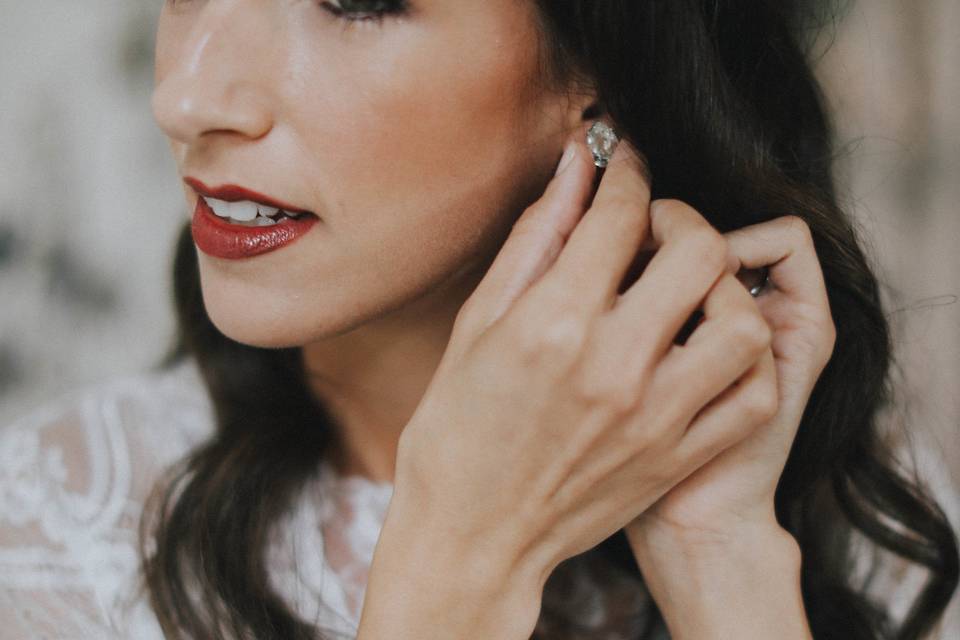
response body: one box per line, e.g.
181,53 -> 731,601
554,141 -> 577,176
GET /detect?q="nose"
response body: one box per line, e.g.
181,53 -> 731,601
152,2 -> 274,144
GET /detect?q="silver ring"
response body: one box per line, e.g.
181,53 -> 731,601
749,267 -> 770,297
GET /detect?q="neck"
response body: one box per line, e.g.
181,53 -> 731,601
302,262 -> 488,485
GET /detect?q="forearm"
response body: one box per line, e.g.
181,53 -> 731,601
356,500 -> 545,640
626,522 -> 813,640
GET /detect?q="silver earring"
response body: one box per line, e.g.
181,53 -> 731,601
586,121 -> 619,168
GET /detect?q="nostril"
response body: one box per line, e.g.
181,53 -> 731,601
151,73 -> 274,143
150,79 -> 200,141
152,79 -> 213,141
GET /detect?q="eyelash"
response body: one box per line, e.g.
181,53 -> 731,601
319,0 -> 409,25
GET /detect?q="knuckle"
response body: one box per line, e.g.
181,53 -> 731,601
652,200 -> 728,274
743,382 -> 779,423
572,355 -> 647,416
649,198 -> 686,219
696,230 -> 730,274
577,379 -> 641,417
680,224 -> 728,275
623,420 -> 662,456
729,310 -> 772,350
781,214 -> 814,246
514,312 -> 588,363
716,416 -> 755,450
759,371 -> 781,415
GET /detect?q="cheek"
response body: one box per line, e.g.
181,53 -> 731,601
288,17 -> 549,271
199,8 -> 559,348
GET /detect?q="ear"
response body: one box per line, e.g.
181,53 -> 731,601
558,83 -> 603,138
581,100 -> 604,121
536,73 -> 603,148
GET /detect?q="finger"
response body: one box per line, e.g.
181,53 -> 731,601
459,129 -> 596,336
723,215 -> 835,368
609,199 -> 730,360
674,346 -> 778,471
723,215 -> 828,306
651,272 -> 772,430
721,247 -> 766,296
530,135 -> 652,316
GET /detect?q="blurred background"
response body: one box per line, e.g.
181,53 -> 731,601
0,0 -> 957,636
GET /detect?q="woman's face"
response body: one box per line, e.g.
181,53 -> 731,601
152,0 -> 590,347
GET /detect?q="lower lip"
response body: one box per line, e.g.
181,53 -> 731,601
191,197 -> 318,260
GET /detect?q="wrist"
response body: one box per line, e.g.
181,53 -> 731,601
627,520 -> 810,640
357,494 -> 545,640
627,508 -> 797,562
628,518 -> 802,584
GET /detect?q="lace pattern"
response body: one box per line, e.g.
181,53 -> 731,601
1,358 -> 955,638
0,359 -> 657,638
0,361 -> 213,638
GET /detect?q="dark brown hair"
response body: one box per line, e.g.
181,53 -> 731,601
141,1 -> 958,638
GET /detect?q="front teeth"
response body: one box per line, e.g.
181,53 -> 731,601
227,201 -> 259,222
205,197 -> 236,219
203,197 -> 297,225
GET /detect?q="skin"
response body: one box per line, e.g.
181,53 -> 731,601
152,0 -> 594,482
625,211 -> 833,639
153,1 -> 834,637
360,139 -> 825,639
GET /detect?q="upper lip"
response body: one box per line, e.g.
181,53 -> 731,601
184,176 -> 314,215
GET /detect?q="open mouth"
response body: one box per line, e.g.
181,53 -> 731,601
191,194 -> 319,259
200,196 -> 310,227
183,176 -> 319,227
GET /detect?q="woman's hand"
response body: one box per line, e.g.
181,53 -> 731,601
618,215 -> 834,640
360,126 -> 778,639
624,214 -> 837,550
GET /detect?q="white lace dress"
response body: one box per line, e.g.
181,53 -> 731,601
0,359 -> 657,639
0,358 -> 955,639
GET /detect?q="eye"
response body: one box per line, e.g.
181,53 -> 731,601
319,0 -> 409,23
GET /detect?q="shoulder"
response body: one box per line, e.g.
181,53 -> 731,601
0,357 -> 214,637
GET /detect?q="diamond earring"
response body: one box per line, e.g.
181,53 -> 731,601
586,121 -> 619,168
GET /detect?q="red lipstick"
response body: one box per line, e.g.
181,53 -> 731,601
186,177 -> 319,260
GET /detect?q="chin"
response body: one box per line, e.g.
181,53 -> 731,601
197,270 -> 355,349
203,296 -> 331,349
196,267 -> 413,350
207,312 -> 314,349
